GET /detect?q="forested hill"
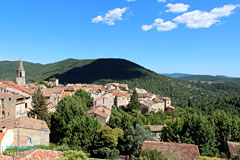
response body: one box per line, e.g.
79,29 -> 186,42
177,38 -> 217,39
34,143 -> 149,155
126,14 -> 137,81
163,73 -> 240,84
1,58 -> 240,109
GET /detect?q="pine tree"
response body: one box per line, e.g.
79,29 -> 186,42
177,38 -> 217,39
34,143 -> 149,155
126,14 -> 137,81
129,89 -> 141,111
31,87 -> 51,127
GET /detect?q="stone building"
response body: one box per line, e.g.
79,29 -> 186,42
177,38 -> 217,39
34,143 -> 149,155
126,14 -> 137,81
0,117 -> 50,146
16,59 -> 26,86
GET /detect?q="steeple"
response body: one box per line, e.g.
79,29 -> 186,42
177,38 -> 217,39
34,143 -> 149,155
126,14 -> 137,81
18,59 -> 25,71
16,59 -> 26,86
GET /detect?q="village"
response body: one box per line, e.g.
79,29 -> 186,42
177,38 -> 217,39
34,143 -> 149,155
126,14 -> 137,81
0,60 -> 239,160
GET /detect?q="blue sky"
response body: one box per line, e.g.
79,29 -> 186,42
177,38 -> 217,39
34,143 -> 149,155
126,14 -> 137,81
0,0 -> 240,77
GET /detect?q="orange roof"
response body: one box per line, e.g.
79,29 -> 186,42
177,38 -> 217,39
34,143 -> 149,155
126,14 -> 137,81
0,93 -> 24,99
0,128 -> 14,142
142,141 -> 200,160
0,117 -> 50,132
87,106 -> 111,119
1,81 -> 33,95
62,91 -> 71,98
14,149 -> 62,160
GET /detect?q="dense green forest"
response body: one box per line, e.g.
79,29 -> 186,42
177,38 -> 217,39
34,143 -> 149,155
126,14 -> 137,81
164,73 -> 240,84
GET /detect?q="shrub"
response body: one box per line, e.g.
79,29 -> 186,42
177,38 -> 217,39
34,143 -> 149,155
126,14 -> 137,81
58,150 -> 88,160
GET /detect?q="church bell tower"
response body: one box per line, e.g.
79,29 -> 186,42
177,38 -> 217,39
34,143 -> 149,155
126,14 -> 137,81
16,59 -> 26,86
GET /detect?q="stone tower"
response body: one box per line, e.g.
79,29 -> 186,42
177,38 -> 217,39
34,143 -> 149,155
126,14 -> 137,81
16,59 -> 26,86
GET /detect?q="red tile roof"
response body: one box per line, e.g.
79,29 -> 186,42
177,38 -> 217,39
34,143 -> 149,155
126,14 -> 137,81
1,81 -> 33,95
0,155 -> 12,160
0,117 -> 50,132
87,106 -> 111,119
142,141 -> 200,160
14,149 -> 62,160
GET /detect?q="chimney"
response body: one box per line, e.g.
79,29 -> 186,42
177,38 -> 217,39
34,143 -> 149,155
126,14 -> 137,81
2,126 -> 6,133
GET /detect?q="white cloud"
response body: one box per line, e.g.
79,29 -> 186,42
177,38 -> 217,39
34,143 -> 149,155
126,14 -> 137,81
173,4 -> 240,28
126,0 -> 136,2
142,18 -> 177,32
92,7 -> 128,25
166,3 -> 190,13
158,0 -> 166,3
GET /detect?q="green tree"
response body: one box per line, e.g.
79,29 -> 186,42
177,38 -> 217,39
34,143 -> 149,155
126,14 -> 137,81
140,149 -> 167,160
119,124 -> 155,158
128,89 -> 141,111
58,150 -> 88,160
91,126 -> 123,159
74,89 -> 93,108
161,112 -> 217,157
30,87 -> 51,126
50,91 -> 101,152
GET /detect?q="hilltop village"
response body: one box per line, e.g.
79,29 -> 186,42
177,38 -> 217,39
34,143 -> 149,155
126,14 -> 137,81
0,60 -> 239,160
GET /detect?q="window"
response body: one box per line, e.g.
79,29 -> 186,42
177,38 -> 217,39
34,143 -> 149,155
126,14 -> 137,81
25,103 -> 27,108
28,138 -> 33,144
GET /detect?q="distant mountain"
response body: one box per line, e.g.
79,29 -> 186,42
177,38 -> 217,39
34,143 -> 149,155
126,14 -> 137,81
162,73 -> 240,84
162,73 -> 193,78
1,58 -> 240,109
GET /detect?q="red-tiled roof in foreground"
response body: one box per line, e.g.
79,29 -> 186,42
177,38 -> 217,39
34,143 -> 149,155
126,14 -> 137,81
14,149 -> 62,160
227,141 -> 240,158
0,155 -> 12,160
0,117 -> 49,132
142,141 -> 200,160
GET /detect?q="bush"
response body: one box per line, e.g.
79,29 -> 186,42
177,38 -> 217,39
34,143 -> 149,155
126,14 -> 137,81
55,145 -> 72,152
58,150 -> 88,160
140,149 -> 167,160
93,147 -> 120,159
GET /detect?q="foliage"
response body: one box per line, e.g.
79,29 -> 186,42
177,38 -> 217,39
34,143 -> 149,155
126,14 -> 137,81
145,111 -> 167,125
54,145 -> 72,152
92,147 -> 120,160
119,124 -> 155,157
161,108 -> 240,158
161,110 -> 217,157
58,150 -> 89,160
50,90 -> 101,152
140,149 -> 167,160
30,87 -> 51,127
128,89 -> 141,111
90,126 -> 123,159
37,81 -> 52,88
74,89 -> 93,108
107,107 -> 145,130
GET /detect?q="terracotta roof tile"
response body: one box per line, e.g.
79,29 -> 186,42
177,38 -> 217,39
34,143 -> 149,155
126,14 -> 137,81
87,106 -> 111,119
14,149 -> 62,160
0,155 -> 12,160
1,81 -> 33,95
142,141 -> 200,160
0,117 -> 50,132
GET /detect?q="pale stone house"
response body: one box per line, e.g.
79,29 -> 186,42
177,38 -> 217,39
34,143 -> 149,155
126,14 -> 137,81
87,106 -> 111,127
49,78 -> 59,87
0,117 -> 50,146
0,93 -> 28,120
